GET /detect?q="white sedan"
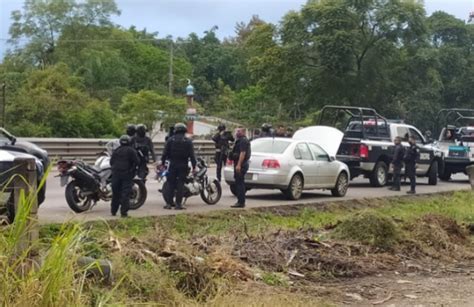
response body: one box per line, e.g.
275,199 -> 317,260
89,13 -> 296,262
224,137 -> 350,200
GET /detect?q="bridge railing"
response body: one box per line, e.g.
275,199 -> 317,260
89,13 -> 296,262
20,138 -> 216,164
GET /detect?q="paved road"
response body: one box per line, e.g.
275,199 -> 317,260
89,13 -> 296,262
38,169 -> 471,224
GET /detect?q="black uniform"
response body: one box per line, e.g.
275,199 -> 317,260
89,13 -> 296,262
134,135 -> 156,180
212,131 -> 234,181
231,136 -> 251,206
391,144 -> 405,191
260,130 -> 273,138
404,143 -> 419,192
110,145 -> 140,216
161,133 -> 197,208
165,127 -> 175,142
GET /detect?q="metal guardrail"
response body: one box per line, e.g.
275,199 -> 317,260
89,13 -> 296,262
20,138 -> 216,164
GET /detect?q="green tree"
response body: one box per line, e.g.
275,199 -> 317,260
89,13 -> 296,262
8,0 -> 120,67
118,90 -> 187,133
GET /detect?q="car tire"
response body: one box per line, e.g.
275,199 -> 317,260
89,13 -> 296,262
283,173 -> 304,200
331,172 -> 349,197
428,160 -> 438,186
439,169 -> 451,181
369,161 -> 388,187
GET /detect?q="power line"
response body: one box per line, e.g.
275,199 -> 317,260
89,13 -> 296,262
0,37 -> 176,42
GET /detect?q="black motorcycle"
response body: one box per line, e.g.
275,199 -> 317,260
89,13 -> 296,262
158,157 -> 222,205
57,155 -> 147,213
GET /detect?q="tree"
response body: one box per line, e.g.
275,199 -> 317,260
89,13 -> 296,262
118,91 -> 187,134
7,63 -> 119,137
8,0 -> 120,67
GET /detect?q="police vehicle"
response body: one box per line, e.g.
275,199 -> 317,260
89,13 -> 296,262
434,109 -> 474,181
318,106 -> 443,187
0,128 -> 49,222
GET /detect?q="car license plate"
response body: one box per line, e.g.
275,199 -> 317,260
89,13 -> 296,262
60,176 -> 69,187
245,173 -> 253,180
252,174 -> 258,181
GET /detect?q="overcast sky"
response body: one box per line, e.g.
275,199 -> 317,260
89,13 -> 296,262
1,0 -> 473,57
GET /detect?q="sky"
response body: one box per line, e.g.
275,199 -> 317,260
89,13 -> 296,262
0,0 -> 473,57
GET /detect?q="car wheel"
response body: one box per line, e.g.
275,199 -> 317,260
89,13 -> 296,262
439,168 -> 451,181
369,161 -> 388,187
331,172 -> 349,197
283,174 -> 303,200
428,160 -> 438,186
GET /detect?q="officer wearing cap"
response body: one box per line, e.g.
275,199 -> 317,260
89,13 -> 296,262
160,123 -> 197,210
110,135 -> 140,217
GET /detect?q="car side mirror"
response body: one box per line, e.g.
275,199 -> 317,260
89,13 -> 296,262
11,137 -> 16,146
329,156 -> 335,162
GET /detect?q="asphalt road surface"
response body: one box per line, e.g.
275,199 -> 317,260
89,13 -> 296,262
38,168 -> 471,224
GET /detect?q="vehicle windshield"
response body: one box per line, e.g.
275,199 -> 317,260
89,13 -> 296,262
251,139 -> 291,154
0,130 -> 12,145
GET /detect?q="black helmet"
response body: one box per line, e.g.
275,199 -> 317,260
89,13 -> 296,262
174,123 -> 187,134
217,123 -> 226,131
261,123 -> 272,132
126,124 -> 136,137
119,135 -> 131,146
137,124 -> 147,137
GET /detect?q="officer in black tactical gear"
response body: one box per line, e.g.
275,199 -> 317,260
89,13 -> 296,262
110,135 -> 140,217
161,123 -> 197,210
389,136 -> 406,191
134,124 -> 156,181
165,126 -> 175,142
404,135 -> 419,194
126,124 -> 137,146
231,127 -> 251,208
260,123 -> 273,138
212,123 -> 234,182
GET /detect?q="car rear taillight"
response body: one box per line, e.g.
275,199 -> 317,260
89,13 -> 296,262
262,159 -> 280,169
359,144 -> 369,159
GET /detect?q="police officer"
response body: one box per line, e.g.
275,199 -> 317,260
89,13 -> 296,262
260,123 -> 273,138
231,127 -> 251,208
134,124 -> 156,181
165,126 -> 175,142
389,136 -> 405,191
126,124 -> 137,147
251,129 -> 261,141
404,135 -> 419,194
161,123 -> 197,210
110,135 -> 140,217
275,125 -> 286,137
212,123 -> 234,182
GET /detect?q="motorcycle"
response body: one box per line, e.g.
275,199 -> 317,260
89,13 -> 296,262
157,157 -> 222,205
57,143 -> 147,213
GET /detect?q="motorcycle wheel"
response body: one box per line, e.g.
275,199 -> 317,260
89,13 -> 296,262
200,179 -> 222,205
65,181 -> 93,213
129,179 -> 147,210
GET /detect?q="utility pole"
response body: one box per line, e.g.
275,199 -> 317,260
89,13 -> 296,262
1,83 -> 5,128
168,41 -> 174,96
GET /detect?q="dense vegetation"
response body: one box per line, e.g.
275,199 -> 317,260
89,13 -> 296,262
1,0 -> 473,137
